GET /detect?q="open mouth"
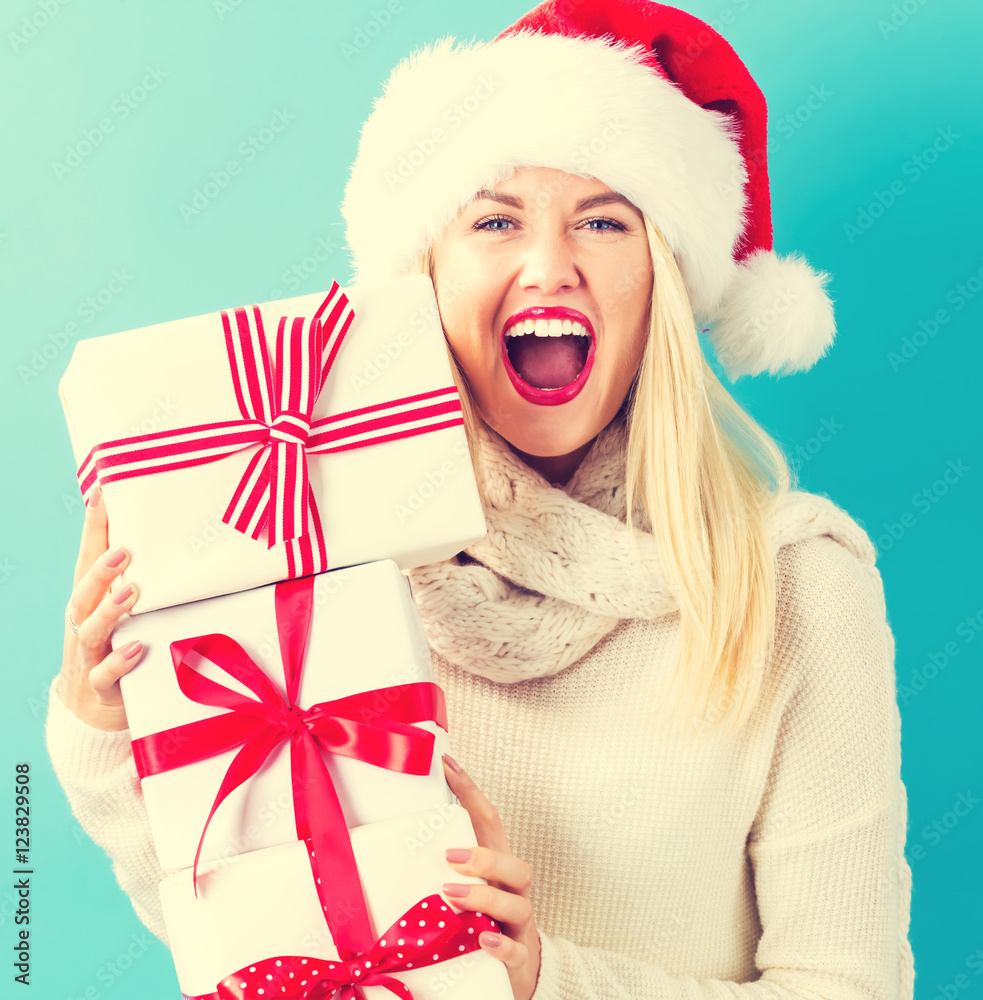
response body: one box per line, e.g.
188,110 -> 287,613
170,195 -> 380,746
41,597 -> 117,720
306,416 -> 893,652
500,307 -> 596,406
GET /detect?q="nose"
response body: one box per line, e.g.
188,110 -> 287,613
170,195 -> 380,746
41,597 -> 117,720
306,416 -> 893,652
517,230 -> 582,295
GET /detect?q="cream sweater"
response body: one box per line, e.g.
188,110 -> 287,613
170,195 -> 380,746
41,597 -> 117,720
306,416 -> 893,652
46,419 -> 915,1000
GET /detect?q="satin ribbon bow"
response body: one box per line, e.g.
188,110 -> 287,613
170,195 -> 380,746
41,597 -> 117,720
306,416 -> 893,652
130,575 -> 448,953
76,281 -> 464,578
218,288 -> 349,549
189,895 -> 499,1000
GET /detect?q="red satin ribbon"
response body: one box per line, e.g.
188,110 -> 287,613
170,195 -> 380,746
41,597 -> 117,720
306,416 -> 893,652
187,894 -> 499,1000
131,576 -> 448,954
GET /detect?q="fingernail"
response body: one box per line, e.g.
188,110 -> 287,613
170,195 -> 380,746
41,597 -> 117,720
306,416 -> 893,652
105,548 -> 127,569
479,932 -> 501,949
87,487 -> 102,508
442,753 -> 462,774
112,583 -> 135,605
441,882 -> 471,898
445,848 -> 472,864
119,640 -> 142,659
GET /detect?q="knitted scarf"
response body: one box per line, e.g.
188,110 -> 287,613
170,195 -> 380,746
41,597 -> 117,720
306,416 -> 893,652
405,414 -> 877,684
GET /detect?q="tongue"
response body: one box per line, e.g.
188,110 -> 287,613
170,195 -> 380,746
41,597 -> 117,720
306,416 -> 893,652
507,336 -> 587,389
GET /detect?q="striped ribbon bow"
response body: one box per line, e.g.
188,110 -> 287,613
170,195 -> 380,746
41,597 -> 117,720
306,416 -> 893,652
77,282 -> 464,578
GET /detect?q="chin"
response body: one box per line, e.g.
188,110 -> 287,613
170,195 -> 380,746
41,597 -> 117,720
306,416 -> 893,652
490,412 -> 594,460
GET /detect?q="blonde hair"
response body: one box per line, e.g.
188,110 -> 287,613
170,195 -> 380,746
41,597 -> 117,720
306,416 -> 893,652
413,215 -> 798,739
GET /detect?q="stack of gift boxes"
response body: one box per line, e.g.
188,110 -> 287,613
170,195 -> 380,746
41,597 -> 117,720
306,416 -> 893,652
59,275 -> 511,1000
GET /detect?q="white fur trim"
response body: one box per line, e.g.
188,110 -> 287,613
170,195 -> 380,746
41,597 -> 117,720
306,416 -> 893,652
709,250 -> 836,379
342,31 -> 747,318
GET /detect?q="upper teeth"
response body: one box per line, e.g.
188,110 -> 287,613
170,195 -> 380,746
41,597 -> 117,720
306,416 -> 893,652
504,318 -> 591,338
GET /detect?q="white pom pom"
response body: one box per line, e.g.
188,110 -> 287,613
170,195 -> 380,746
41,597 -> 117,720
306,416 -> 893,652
708,250 -> 836,380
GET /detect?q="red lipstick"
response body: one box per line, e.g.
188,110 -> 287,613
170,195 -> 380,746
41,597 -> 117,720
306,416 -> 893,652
500,307 -> 596,406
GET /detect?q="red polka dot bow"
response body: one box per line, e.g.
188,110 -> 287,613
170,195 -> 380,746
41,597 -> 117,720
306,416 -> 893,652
190,894 -> 499,1000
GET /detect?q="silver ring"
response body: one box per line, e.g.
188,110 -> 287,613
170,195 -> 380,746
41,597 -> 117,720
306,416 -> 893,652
68,610 -> 80,634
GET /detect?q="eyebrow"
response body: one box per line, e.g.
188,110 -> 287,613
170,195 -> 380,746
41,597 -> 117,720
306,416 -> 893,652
473,189 -> 639,213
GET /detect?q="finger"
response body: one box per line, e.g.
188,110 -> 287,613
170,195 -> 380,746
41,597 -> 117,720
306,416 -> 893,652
445,846 -> 533,896
73,486 -> 108,587
75,583 -> 140,672
69,545 -> 131,626
441,882 -> 533,928
442,755 -> 510,854
477,931 -> 529,972
88,640 -> 144,705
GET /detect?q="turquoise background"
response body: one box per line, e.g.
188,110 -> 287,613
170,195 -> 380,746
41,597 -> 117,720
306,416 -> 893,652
1,1 -> 980,997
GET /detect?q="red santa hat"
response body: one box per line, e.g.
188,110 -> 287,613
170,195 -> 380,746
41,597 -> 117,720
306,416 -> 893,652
341,0 -> 836,380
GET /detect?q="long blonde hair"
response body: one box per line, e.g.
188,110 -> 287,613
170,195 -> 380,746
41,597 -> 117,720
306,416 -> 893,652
413,215 -> 798,739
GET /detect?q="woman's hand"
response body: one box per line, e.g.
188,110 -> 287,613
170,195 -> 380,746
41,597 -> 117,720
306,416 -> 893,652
441,753 -> 541,1000
56,487 -> 143,730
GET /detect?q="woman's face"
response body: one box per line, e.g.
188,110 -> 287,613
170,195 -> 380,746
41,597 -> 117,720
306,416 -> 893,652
430,166 -> 653,483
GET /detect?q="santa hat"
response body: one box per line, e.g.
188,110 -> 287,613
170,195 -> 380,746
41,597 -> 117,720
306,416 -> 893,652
341,0 -> 835,380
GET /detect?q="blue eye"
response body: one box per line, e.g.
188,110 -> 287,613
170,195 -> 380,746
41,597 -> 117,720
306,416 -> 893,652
473,215 -> 514,231
583,217 -> 626,232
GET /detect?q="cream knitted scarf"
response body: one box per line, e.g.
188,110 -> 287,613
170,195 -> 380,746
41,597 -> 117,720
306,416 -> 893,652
405,415 -> 877,684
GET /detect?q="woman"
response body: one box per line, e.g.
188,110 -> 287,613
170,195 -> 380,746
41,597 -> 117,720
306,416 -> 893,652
48,2 -> 914,999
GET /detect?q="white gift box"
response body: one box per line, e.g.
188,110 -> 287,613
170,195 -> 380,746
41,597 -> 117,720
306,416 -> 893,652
114,560 -> 453,872
160,804 -> 512,1000
59,274 -> 485,613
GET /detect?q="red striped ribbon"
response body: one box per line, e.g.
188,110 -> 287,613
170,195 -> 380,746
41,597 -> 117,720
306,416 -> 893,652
76,281 -> 463,578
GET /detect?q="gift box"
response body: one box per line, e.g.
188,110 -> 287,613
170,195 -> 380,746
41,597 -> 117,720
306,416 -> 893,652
113,560 -> 453,872
160,804 -> 513,1000
59,274 -> 485,613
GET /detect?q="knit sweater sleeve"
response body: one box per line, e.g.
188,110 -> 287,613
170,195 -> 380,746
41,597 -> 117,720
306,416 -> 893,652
44,679 -> 169,945
531,535 -> 914,1000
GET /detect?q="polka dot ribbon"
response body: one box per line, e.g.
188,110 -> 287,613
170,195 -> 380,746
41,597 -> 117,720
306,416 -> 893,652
187,894 -> 499,1000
